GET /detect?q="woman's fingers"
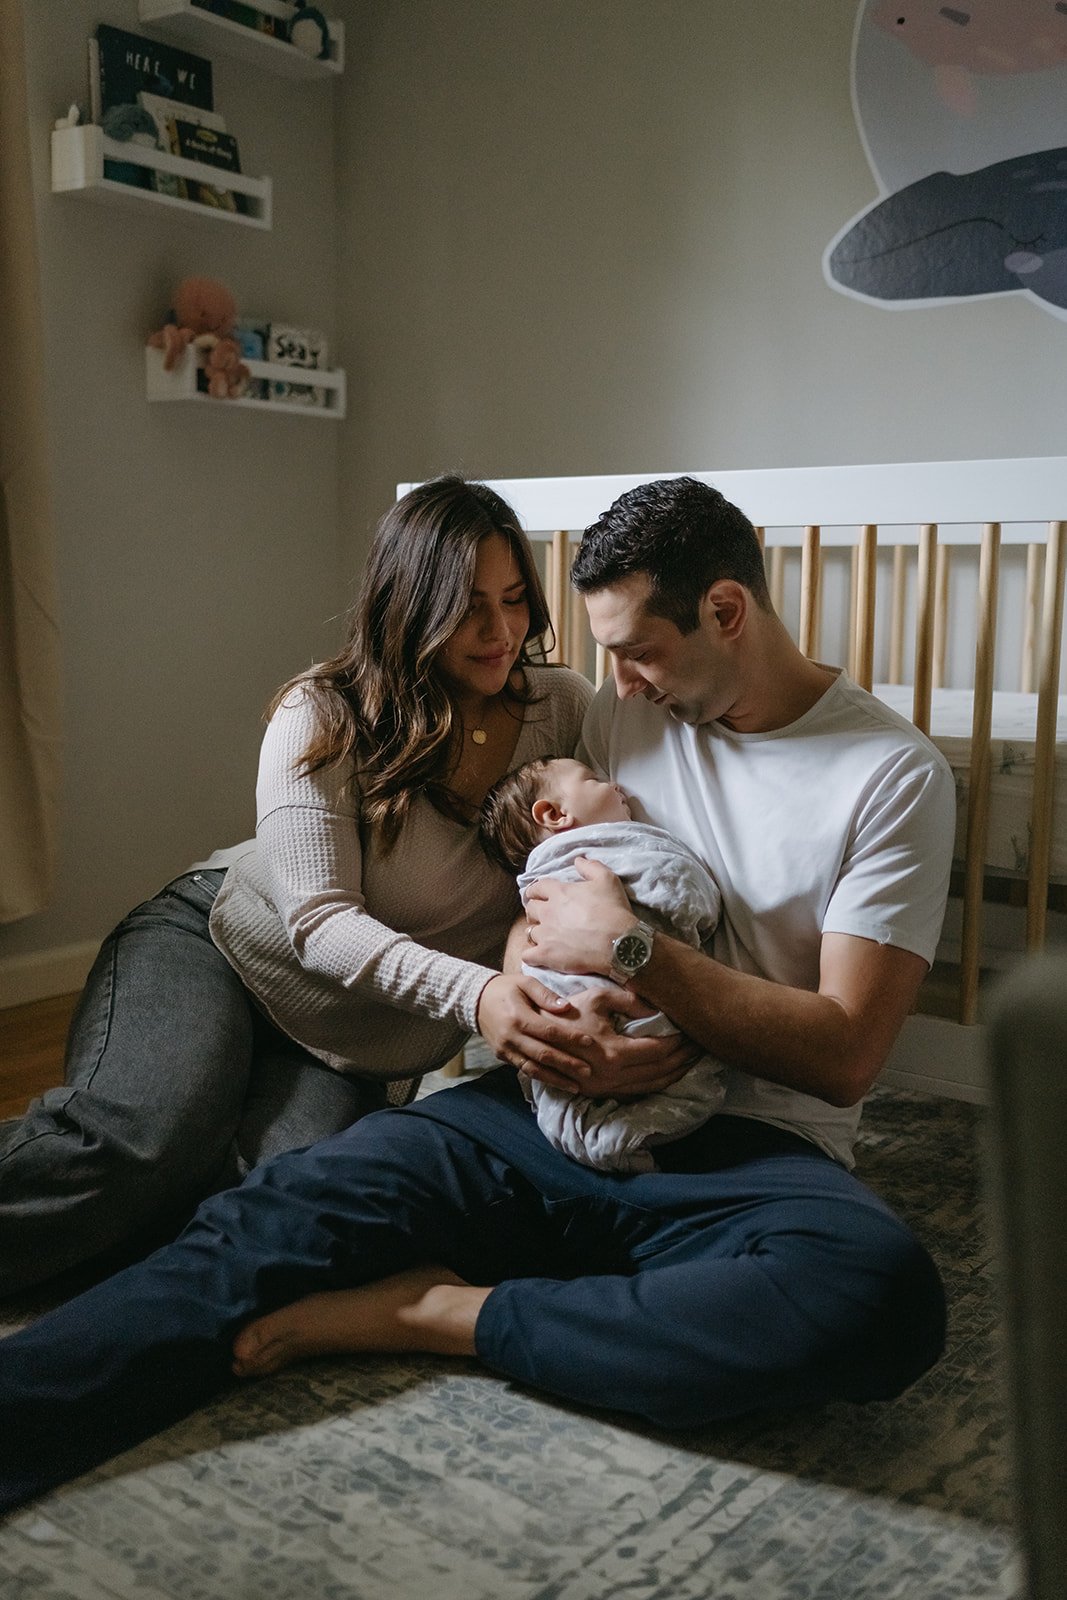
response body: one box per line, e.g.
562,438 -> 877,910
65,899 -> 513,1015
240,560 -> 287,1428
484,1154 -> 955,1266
475,974 -> 594,1086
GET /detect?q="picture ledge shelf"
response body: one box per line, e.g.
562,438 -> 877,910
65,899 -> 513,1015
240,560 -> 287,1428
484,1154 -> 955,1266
51,124 -> 272,228
138,0 -> 344,77
146,346 -> 347,418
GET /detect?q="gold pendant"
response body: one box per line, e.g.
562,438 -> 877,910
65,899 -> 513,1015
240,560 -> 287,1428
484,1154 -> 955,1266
471,728 -> 488,745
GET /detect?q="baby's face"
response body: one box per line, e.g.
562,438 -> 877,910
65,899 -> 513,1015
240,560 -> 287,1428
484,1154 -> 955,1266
547,759 -> 632,826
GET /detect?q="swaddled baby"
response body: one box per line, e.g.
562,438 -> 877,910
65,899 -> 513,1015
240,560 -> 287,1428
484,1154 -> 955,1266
480,758 -> 725,1172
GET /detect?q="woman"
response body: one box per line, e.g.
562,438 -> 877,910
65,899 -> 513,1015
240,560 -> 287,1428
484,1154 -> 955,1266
0,478 -> 679,1299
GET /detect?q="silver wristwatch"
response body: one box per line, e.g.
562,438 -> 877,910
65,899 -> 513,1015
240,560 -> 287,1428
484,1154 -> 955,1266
609,919 -> 655,982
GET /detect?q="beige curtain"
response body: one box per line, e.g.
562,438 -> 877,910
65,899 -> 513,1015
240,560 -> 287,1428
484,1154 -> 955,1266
0,0 -> 62,921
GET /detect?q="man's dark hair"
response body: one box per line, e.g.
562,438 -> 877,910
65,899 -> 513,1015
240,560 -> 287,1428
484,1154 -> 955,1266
571,476 -> 769,633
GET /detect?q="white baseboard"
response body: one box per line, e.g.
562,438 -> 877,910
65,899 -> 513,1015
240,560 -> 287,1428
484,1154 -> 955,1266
0,941 -> 98,1010
881,1012 -> 989,1104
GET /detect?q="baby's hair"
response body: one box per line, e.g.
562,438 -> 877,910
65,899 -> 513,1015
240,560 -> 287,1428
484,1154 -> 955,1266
479,757 -> 553,874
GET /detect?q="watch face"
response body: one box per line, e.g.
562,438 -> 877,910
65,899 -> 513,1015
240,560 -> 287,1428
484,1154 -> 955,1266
615,931 -> 650,972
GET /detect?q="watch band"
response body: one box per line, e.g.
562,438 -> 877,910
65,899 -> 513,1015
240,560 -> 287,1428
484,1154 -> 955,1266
609,918 -> 656,982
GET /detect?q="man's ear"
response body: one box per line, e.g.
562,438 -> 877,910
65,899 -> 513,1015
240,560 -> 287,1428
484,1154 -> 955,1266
702,580 -> 747,640
531,796 -> 571,833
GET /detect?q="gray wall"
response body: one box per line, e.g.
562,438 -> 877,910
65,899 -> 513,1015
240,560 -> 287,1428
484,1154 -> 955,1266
0,1 -> 344,972
335,0 -> 1067,565
5,0 -> 1067,980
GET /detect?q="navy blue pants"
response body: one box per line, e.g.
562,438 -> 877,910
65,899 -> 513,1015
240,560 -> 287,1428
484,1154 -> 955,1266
0,1069 -> 945,1511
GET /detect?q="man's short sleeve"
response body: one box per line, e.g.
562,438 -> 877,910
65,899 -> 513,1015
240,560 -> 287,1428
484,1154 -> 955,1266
821,752 -> 956,966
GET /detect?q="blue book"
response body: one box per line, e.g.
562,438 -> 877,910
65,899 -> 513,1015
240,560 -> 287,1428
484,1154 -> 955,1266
95,25 -> 213,187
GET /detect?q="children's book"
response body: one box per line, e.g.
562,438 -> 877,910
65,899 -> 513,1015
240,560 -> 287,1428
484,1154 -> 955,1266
191,0 -> 289,38
171,122 -> 243,213
96,25 -> 213,115
94,26 -> 214,191
266,325 -> 329,406
138,92 -> 227,201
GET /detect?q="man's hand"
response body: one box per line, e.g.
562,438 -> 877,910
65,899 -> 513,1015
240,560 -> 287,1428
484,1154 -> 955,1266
523,857 -> 633,977
523,987 -> 699,1099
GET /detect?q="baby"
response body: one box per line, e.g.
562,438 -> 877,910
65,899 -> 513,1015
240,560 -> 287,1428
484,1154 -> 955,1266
480,758 -> 726,1173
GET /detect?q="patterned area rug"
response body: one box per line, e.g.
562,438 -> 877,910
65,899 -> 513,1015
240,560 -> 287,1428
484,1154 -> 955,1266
0,1086 -> 1021,1599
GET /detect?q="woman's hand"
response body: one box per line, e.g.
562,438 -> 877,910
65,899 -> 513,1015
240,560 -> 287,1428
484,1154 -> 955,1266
523,857 -> 633,977
476,973 -> 599,1092
523,987 -> 700,1100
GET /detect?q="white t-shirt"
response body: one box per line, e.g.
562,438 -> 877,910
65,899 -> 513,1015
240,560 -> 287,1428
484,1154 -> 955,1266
577,671 -> 956,1167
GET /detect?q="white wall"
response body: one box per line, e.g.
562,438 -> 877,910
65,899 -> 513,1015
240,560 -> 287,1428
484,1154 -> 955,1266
0,1 -> 346,992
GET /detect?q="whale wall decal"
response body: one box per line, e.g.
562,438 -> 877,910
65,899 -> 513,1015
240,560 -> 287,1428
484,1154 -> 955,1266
826,1 -> 1067,320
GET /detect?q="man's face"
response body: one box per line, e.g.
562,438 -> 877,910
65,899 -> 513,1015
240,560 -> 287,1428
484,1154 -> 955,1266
584,572 -> 736,727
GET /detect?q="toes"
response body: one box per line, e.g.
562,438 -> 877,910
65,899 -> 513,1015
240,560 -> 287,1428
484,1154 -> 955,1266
232,1320 -> 280,1377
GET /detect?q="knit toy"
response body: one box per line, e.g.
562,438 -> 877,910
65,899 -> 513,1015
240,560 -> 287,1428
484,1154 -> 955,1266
289,2 -> 331,59
146,276 -> 250,400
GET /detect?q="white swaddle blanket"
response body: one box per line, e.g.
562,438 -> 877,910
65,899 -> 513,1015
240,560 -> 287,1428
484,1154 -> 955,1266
516,821 -> 725,1172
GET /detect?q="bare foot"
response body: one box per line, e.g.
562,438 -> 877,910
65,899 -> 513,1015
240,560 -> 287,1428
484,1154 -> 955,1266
231,1263 -> 489,1378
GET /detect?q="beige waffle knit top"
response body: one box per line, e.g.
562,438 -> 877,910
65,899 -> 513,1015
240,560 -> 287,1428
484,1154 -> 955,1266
209,665 -> 593,1079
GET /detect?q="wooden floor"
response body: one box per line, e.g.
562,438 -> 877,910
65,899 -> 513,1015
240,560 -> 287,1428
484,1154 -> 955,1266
0,992 -> 78,1120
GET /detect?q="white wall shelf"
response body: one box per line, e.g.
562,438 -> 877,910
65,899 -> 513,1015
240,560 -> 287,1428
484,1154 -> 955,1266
52,123 -> 272,228
146,345 -> 347,417
138,0 -> 344,78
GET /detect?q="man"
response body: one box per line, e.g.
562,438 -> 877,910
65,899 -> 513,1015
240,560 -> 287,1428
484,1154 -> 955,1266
0,479 -> 955,1512
524,475 -> 955,1152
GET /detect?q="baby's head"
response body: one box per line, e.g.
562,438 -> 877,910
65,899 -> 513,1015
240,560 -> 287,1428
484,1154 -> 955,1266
480,757 -> 632,873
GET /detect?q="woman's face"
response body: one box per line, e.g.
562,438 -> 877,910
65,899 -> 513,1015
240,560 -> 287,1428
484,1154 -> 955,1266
437,533 -> 531,704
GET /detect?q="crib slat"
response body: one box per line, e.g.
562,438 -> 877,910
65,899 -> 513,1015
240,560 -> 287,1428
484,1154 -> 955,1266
769,546 -> 786,615
547,530 -> 568,664
889,545 -> 907,684
1027,521 -> 1067,949
959,523 -> 1001,1025
1021,542 -> 1043,696
847,546 -> 859,679
594,642 -> 607,689
933,544 -> 950,690
566,537 -> 587,674
912,524 -> 937,735
855,525 -> 877,691
800,526 -> 820,659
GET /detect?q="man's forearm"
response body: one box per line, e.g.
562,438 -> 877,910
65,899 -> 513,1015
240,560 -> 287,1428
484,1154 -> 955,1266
633,936 -> 877,1108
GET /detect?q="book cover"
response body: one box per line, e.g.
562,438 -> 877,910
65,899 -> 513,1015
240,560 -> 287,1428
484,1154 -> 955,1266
96,25 -> 213,192
171,121 -> 243,213
266,324 -> 329,407
138,93 -> 226,201
191,0 -> 288,38
96,26 -> 213,117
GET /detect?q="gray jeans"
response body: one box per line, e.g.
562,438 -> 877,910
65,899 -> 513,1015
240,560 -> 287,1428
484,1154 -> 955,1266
0,871 -> 387,1296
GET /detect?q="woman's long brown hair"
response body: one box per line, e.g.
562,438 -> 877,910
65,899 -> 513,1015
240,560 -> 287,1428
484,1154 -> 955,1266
269,477 -> 553,849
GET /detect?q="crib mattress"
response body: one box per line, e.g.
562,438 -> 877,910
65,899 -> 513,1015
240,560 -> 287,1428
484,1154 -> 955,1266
872,685 -> 1067,881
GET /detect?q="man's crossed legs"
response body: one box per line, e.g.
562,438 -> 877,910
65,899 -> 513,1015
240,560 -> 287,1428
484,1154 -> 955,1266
0,1069 -> 945,1511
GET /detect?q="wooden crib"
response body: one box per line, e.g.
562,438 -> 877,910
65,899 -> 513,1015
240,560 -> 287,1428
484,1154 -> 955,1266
407,457 -> 1067,1097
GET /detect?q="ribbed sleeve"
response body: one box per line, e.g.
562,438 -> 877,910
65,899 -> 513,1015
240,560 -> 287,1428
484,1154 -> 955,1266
209,666 -> 594,1078
254,695 -> 495,1031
